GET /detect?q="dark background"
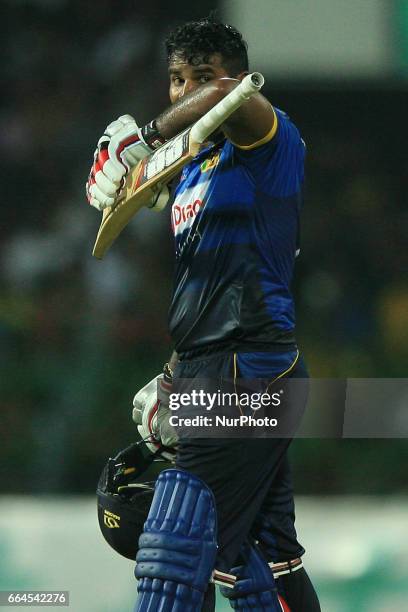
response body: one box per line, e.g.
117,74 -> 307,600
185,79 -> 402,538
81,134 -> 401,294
1,0 -> 407,496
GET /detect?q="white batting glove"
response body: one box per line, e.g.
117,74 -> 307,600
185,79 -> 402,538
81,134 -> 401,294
86,115 -> 153,211
132,374 -> 178,462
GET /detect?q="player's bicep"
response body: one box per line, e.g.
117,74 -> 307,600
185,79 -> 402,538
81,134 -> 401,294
221,92 -> 277,148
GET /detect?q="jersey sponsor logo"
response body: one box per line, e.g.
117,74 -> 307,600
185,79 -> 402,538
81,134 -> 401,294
172,198 -> 204,230
172,168 -> 213,236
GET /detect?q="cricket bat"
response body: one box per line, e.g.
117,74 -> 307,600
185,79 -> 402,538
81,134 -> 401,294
92,72 -> 265,259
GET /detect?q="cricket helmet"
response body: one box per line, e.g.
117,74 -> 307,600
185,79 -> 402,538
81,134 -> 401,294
96,441 -> 170,560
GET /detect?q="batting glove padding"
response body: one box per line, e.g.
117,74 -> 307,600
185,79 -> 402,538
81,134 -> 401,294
86,115 -> 153,211
132,374 -> 178,461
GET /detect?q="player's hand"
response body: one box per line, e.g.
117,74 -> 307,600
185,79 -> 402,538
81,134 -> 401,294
132,373 -> 178,461
86,115 -> 153,211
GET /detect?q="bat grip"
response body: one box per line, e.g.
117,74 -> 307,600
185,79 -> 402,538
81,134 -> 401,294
190,72 -> 265,144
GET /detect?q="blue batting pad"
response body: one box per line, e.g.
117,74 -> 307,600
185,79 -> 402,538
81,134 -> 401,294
134,469 -> 217,611
220,541 -> 282,611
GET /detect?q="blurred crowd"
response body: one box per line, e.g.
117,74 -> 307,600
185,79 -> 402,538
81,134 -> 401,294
1,0 -> 407,494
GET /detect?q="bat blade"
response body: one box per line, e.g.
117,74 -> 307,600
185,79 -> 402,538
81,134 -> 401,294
92,161 -> 147,259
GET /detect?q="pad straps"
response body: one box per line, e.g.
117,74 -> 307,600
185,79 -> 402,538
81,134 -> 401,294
220,541 -> 284,611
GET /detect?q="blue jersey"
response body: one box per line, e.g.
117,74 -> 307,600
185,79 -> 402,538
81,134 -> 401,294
168,108 -> 305,358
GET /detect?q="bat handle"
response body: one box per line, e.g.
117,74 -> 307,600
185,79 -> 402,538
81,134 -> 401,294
190,72 -> 265,144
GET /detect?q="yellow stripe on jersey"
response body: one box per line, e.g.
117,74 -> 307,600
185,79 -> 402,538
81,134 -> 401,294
231,107 -> 278,150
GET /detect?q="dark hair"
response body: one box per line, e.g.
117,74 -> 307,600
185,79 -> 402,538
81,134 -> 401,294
165,17 -> 249,76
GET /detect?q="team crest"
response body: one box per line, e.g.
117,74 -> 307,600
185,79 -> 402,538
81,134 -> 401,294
201,152 -> 220,173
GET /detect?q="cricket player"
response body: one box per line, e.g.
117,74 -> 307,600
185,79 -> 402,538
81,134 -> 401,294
86,17 -> 321,612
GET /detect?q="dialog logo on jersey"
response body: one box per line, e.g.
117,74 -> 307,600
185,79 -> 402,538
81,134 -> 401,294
172,199 -> 204,231
104,509 -> 120,529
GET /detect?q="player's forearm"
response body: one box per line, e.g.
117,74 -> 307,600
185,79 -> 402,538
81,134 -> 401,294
156,78 -> 275,147
156,80 -> 237,140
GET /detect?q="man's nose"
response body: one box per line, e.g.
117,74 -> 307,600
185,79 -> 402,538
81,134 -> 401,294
180,79 -> 196,98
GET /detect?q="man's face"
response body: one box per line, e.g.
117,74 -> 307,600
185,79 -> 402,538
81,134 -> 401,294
168,53 -> 241,103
